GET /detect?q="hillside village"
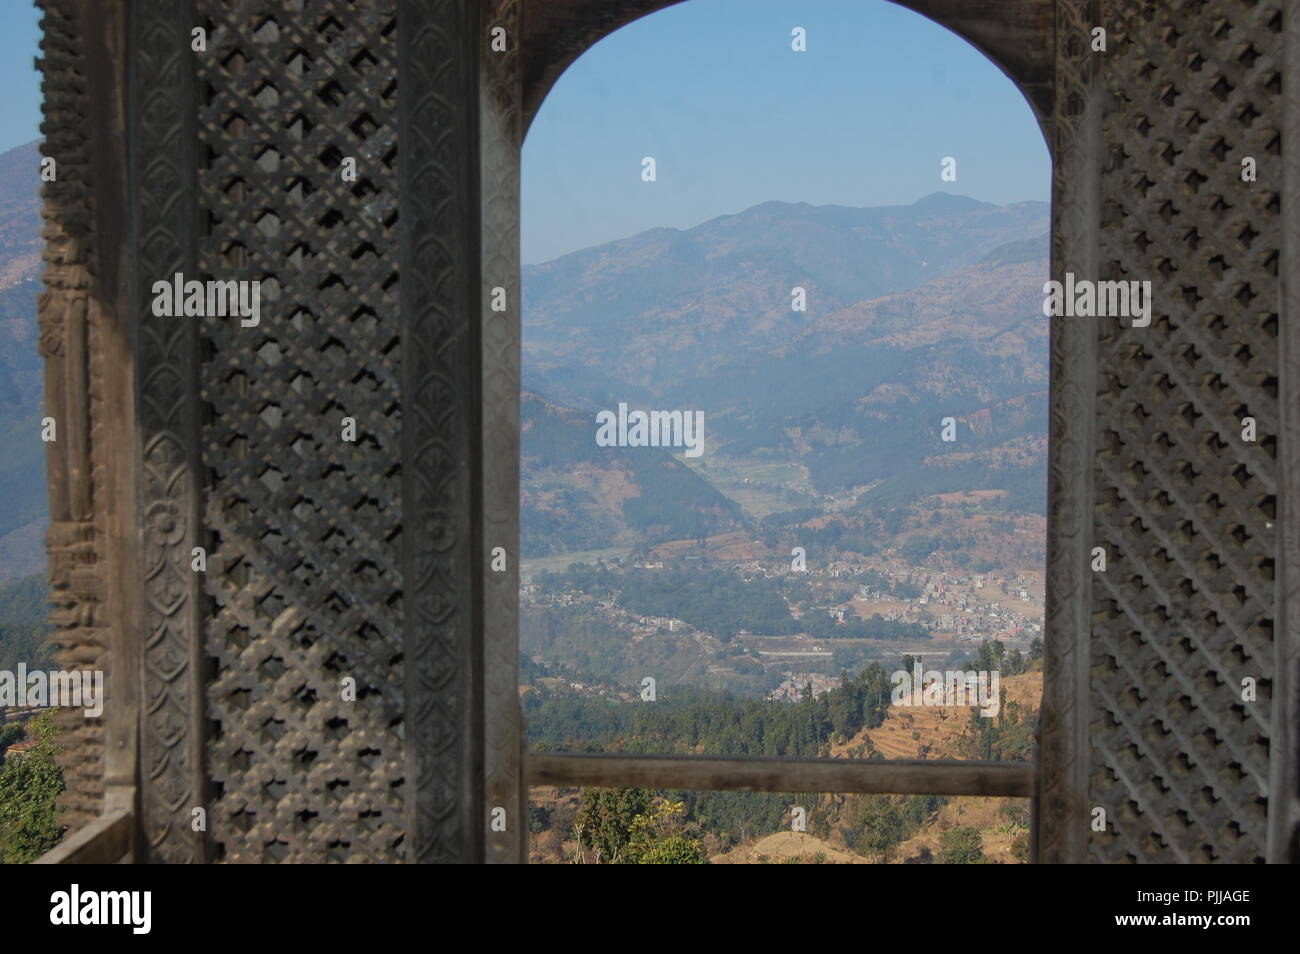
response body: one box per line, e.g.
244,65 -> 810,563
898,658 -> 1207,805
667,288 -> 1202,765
520,524 -> 1045,705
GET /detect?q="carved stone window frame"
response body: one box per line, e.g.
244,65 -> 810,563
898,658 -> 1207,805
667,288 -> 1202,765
483,0 -> 1097,864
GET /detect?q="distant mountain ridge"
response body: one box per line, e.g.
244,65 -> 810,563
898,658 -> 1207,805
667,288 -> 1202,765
522,195 -> 1050,517
0,140 -> 47,583
0,140 -> 41,289
523,192 -> 1048,394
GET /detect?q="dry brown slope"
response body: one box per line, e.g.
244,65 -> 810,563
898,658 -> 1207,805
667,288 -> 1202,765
715,670 -> 1043,864
832,670 -> 1043,760
710,831 -> 868,864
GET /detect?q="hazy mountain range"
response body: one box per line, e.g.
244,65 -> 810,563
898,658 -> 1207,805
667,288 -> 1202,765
521,192 -> 1050,556
524,192 -> 1046,388
0,140 -> 47,584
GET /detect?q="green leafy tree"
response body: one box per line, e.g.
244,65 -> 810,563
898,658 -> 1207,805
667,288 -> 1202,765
852,795 -> 906,859
574,787 -> 650,863
961,694 -> 1033,761
0,709 -> 66,863
625,800 -> 707,864
575,790 -> 708,864
938,826 -> 987,864
1012,833 -> 1030,863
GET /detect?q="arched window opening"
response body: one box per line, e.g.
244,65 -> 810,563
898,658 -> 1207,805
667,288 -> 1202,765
518,1 -> 1052,863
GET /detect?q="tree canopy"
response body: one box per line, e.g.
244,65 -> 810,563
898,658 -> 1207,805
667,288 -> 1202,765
0,709 -> 66,863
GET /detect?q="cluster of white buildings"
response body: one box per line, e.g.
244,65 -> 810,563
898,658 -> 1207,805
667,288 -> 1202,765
768,672 -> 840,702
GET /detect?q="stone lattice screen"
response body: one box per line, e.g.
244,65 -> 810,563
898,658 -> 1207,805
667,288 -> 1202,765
1087,0 -> 1281,863
193,2 -> 406,862
127,0 -> 480,864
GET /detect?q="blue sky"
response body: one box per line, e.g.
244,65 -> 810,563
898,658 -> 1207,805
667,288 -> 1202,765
0,1 -> 40,155
523,0 -> 1050,264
